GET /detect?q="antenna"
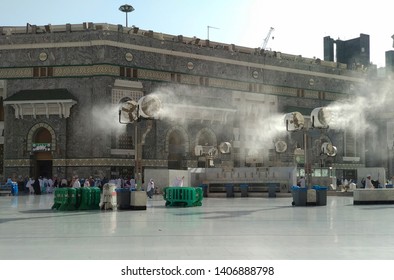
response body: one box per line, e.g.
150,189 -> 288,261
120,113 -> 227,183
207,25 -> 219,40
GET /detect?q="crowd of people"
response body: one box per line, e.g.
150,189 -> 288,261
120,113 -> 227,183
9,175 -> 151,196
295,174 -> 384,190
2,174 -> 198,199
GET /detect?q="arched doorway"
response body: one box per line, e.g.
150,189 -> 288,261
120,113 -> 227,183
196,128 -> 217,168
168,130 -> 186,169
31,127 -> 53,178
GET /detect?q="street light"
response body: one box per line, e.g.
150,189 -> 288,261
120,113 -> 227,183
194,142 -> 232,168
284,107 -> 336,187
311,107 -> 332,128
119,95 -> 162,124
119,95 -> 162,189
119,4 -> 135,27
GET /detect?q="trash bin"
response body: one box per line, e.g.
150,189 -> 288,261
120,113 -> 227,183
225,184 -> 234,198
291,186 -> 307,206
268,183 -> 277,198
199,184 -> 208,197
312,186 -> 328,206
240,184 -> 248,197
116,188 -> 131,210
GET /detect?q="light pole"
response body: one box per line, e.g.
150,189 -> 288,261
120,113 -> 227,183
119,4 -> 135,27
119,96 -> 162,190
194,142 -> 231,169
285,107 -> 335,187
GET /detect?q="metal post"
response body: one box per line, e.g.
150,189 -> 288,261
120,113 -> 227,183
207,26 -> 219,40
134,122 -> 140,189
304,130 -> 309,187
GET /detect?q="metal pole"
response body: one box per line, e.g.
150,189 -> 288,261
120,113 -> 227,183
304,130 -> 309,188
134,122 -> 139,189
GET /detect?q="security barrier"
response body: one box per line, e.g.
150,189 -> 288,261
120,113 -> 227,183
52,187 -> 101,211
163,187 -> 203,207
78,187 -> 92,210
51,188 -> 69,210
90,187 -> 101,210
64,188 -> 77,211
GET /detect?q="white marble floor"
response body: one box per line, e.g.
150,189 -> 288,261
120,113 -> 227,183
1,192 -> 393,260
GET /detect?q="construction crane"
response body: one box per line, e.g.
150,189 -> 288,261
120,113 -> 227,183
261,27 -> 274,49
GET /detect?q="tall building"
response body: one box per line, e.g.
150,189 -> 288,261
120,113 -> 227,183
324,33 -> 370,70
385,50 -> 394,73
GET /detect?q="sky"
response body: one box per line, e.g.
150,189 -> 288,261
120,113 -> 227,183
1,0 -> 393,68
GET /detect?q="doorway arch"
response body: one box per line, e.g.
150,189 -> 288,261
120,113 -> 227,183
27,123 -> 56,178
196,128 -> 217,167
165,126 -> 189,169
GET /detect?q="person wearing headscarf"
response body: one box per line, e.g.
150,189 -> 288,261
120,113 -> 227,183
32,177 -> 41,195
146,179 -> 155,198
365,175 -> 374,189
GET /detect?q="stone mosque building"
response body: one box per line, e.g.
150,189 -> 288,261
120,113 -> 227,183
0,22 -> 392,189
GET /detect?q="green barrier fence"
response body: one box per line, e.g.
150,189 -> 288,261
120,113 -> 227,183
163,186 -> 203,207
52,187 -> 101,211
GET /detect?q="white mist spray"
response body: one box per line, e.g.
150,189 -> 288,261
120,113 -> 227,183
150,84 -> 288,157
91,103 -> 125,134
326,79 -> 394,163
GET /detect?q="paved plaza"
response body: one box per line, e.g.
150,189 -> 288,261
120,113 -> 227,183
0,192 -> 393,260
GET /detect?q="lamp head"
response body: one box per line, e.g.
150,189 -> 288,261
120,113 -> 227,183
284,112 -> 304,131
119,100 -> 138,123
311,107 -> 331,128
138,95 -> 162,119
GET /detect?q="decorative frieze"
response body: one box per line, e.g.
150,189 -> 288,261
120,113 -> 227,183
0,63 -> 344,102
138,69 -> 172,82
209,77 -> 250,91
5,158 -> 169,168
4,159 -> 30,167
0,67 -> 32,78
180,74 -> 200,86
53,64 -> 118,77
